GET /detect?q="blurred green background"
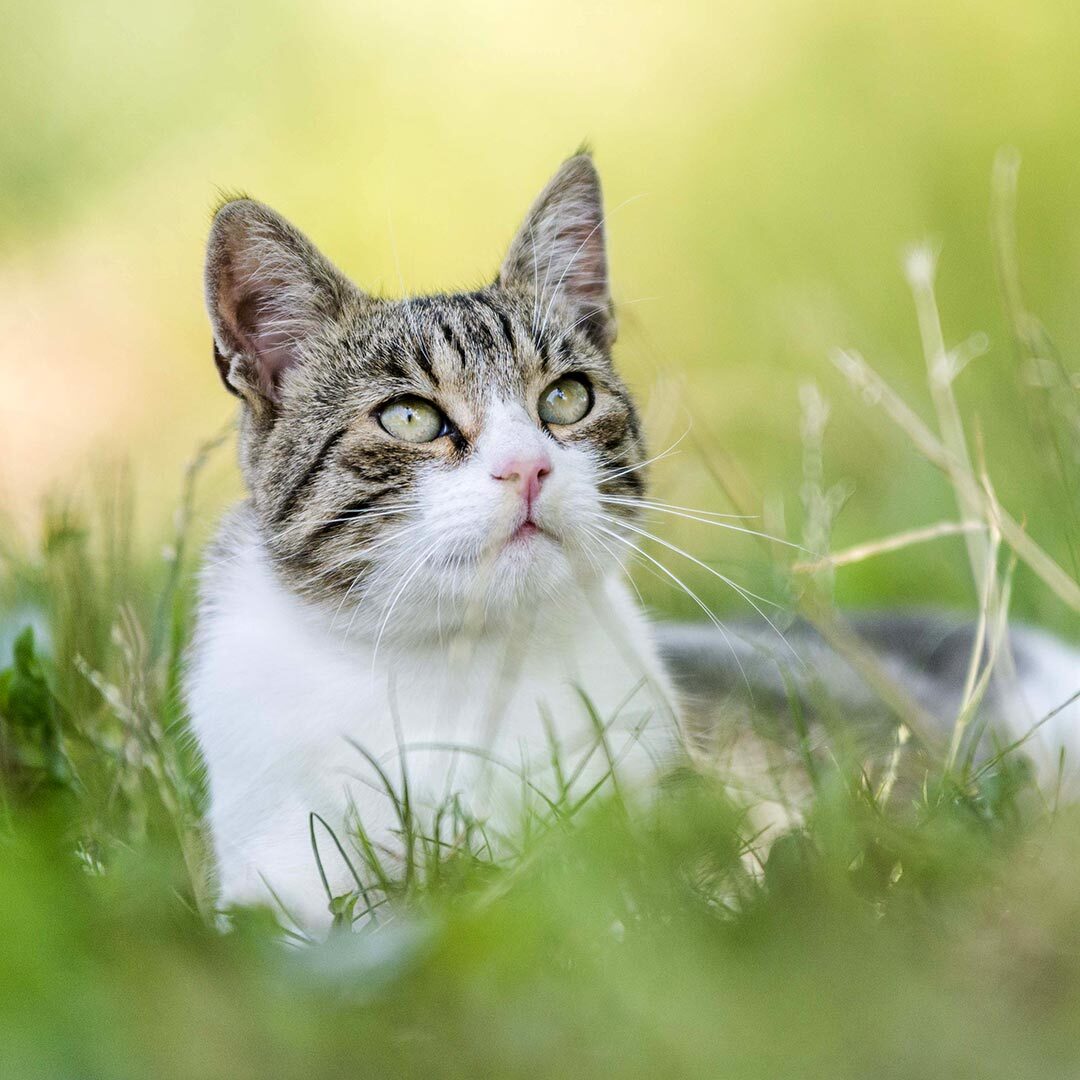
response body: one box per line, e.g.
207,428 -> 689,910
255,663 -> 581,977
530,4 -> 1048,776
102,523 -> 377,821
4,7 -> 1080,1077
3,0 -> 1079,630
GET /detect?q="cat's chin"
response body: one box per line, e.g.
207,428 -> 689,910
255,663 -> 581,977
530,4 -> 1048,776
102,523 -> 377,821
493,534 -> 606,602
439,529 -> 607,626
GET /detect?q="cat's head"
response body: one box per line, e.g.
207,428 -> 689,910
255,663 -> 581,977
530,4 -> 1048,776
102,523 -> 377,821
205,154 -> 646,640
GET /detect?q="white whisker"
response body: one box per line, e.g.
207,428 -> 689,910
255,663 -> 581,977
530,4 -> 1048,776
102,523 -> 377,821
363,540 -> 440,661
275,500 -> 422,543
598,425 -> 692,484
581,526 -> 647,610
558,296 -> 656,340
596,513 -> 802,667
329,525 -> 431,633
601,496 -> 813,554
601,496 -> 755,521
589,520 -> 754,696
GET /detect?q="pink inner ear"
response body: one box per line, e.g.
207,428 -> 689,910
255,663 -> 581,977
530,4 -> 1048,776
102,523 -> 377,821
250,327 -> 298,401
558,221 -> 607,301
540,215 -> 613,346
223,280 -> 301,402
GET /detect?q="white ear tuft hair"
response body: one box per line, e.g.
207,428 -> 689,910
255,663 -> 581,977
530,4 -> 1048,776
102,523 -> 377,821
204,200 -> 355,411
500,153 -> 615,348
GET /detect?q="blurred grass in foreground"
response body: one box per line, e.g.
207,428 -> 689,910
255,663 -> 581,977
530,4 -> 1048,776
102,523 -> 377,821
0,501 -> 1072,1079
0,548 -> 1075,1080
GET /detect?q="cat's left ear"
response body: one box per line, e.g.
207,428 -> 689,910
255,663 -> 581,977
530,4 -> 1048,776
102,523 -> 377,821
499,153 -> 615,348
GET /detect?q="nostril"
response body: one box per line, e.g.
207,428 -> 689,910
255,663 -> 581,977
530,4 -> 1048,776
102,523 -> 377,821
492,456 -> 553,489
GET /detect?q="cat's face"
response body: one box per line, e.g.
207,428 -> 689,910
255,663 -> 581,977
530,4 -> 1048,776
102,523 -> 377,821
205,155 -> 645,641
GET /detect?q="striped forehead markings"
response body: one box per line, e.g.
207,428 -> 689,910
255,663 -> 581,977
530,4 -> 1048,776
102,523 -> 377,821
409,333 -> 438,384
488,302 -> 517,352
364,292 -> 587,397
435,317 -> 467,368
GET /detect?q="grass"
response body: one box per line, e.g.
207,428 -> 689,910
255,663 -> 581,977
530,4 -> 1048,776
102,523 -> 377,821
2,168 -> 1080,1079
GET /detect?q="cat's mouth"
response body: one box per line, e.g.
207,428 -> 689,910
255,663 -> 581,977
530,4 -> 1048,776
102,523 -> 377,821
505,511 -> 558,548
509,520 -> 541,542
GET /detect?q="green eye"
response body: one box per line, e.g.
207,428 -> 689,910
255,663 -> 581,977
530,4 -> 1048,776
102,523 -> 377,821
378,396 -> 445,443
538,376 -> 592,426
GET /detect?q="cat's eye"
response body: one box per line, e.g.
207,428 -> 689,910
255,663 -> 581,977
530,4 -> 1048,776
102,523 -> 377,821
378,396 -> 446,443
538,376 -> 592,426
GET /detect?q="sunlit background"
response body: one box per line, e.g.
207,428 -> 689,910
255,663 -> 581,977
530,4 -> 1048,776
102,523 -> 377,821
5,7 -> 1080,1075
5,0 -> 1080,631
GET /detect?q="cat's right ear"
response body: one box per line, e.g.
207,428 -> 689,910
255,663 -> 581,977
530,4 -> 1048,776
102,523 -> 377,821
205,199 -> 356,416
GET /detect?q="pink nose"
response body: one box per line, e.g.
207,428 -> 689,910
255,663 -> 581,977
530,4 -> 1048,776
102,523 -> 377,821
492,453 -> 552,507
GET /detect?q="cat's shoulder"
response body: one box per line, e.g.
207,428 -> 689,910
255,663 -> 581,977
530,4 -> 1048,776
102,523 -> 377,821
191,501 -> 301,655
200,500 -> 259,573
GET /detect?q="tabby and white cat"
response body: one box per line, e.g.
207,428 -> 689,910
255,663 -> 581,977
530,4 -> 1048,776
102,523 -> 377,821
187,153 -> 1080,931
187,155 -> 681,928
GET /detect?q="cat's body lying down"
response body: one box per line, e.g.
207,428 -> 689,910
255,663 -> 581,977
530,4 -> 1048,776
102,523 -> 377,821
189,503 -> 676,927
661,613 -> 1080,796
186,153 -> 1079,930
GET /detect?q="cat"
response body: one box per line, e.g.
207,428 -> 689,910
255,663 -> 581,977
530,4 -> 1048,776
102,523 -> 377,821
186,154 -> 682,929
187,152 -> 1080,932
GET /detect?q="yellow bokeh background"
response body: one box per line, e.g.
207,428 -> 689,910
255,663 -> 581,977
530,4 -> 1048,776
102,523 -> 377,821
4,0 -> 1079,623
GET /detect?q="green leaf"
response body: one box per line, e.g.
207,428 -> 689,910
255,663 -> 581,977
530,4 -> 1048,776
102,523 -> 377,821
330,891 -> 360,929
1,627 -> 54,730
0,625 -> 75,792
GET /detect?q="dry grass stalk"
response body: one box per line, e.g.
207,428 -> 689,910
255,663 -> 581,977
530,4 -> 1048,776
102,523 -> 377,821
793,519 -> 984,574
829,347 -> 1080,612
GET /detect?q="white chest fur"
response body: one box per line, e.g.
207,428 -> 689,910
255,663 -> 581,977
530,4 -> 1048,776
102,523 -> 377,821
186,513 -> 679,928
